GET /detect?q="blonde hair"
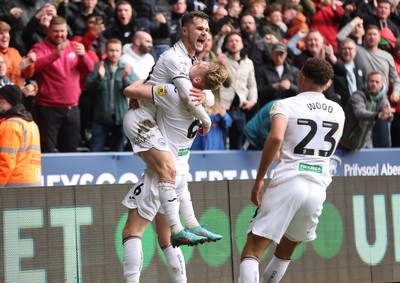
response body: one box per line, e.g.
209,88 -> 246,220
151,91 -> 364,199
0,21 -> 11,33
203,62 -> 229,91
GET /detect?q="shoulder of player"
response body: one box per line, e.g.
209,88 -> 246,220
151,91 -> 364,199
163,51 -> 191,65
153,84 -> 179,99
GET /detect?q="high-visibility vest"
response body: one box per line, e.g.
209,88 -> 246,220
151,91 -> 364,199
0,117 -> 42,187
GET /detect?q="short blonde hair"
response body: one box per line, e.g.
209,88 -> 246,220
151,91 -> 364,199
0,21 -> 11,33
203,62 -> 229,91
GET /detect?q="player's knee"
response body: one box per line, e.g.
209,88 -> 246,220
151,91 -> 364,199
157,234 -> 171,247
122,223 -> 143,239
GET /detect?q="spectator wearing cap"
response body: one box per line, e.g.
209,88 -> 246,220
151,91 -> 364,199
0,21 -> 35,88
255,43 -> 299,108
0,85 -> 41,187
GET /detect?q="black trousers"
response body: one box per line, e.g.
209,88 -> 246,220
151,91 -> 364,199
35,105 -> 80,153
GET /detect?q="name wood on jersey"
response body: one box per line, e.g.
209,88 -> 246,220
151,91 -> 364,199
306,102 -> 333,113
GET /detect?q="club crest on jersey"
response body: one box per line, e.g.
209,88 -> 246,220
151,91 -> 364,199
155,85 -> 167,96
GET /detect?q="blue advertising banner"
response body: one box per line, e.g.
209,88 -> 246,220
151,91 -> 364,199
41,148 -> 400,186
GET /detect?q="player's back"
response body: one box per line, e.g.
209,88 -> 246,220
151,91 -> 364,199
272,92 -> 345,185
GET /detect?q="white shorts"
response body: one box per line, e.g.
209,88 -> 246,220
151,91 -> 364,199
122,169 -> 189,221
123,108 -> 169,154
248,175 -> 326,243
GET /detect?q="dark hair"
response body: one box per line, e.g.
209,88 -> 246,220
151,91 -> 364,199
116,0 -> 132,7
222,31 -> 242,52
86,14 -> 104,24
302,57 -> 333,85
181,11 -> 209,28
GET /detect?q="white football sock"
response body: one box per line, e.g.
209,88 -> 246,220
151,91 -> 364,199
123,236 -> 142,283
162,244 -> 187,283
260,255 -> 290,283
179,190 -> 199,229
239,256 -> 259,283
158,180 -> 184,235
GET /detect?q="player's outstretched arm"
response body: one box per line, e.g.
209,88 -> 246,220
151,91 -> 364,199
173,77 -> 212,128
123,80 -> 153,101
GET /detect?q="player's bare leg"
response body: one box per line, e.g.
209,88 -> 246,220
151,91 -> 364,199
239,232 -> 273,283
139,149 -> 206,247
122,209 -> 151,283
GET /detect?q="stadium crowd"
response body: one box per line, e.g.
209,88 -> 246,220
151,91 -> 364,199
0,0 -> 400,152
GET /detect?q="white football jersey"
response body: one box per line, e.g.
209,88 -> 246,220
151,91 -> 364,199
140,40 -> 211,127
138,40 -> 194,119
152,84 -> 200,175
271,92 -> 345,187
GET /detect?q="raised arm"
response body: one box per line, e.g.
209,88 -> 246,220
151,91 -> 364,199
123,79 -> 153,101
173,76 -> 212,128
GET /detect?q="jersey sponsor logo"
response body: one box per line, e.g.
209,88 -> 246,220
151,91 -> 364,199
270,102 -> 278,114
299,162 -> 323,173
155,85 -> 167,96
178,148 -> 190,156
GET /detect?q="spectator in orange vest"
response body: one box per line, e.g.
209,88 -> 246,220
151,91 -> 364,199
0,85 -> 42,187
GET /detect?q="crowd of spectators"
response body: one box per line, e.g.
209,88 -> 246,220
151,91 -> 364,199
1,0 -> 400,152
